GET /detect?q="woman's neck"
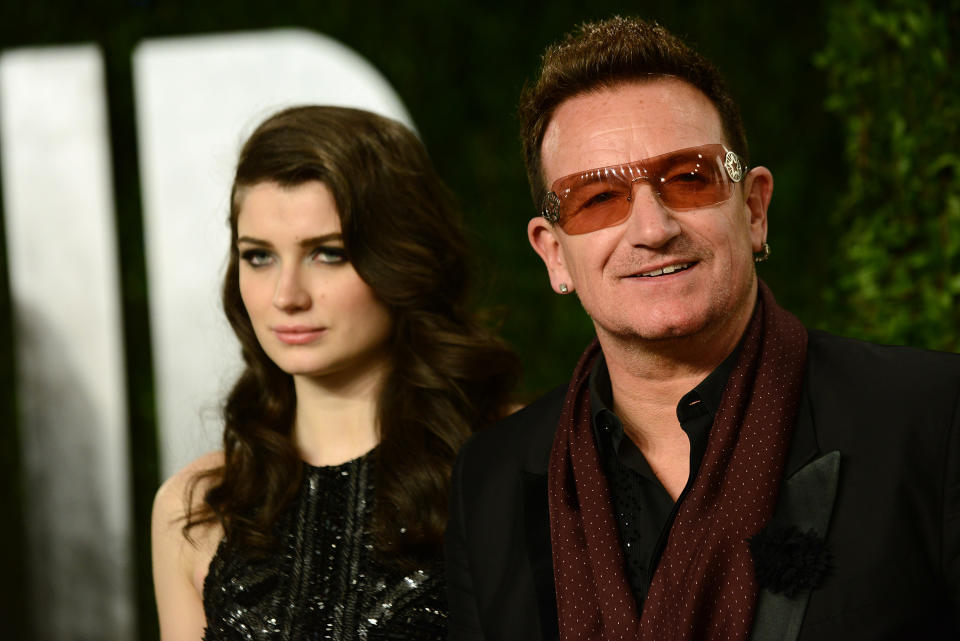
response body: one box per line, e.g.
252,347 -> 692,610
291,359 -> 390,466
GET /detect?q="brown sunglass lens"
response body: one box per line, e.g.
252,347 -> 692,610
554,146 -> 732,234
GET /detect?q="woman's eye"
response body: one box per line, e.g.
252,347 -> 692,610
311,246 -> 347,264
240,249 -> 273,267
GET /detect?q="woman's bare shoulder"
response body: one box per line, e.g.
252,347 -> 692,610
153,452 -> 226,569
153,451 -> 223,523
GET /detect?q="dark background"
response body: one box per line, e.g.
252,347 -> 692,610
0,1 -> 956,639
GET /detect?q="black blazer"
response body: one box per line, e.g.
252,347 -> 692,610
446,331 -> 960,640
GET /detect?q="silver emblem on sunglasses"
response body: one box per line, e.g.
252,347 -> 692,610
542,191 -> 561,224
723,150 -> 744,183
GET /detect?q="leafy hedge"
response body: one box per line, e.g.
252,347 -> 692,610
817,0 -> 960,351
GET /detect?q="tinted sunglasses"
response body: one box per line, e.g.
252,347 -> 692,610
540,144 -> 746,235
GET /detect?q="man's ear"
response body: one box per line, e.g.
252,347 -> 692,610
527,217 -> 574,294
743,166 -> 773,251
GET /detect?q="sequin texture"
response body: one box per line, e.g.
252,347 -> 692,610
202,452 -> 446,640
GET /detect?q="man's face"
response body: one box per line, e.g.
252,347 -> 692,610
528,78 -> 772,348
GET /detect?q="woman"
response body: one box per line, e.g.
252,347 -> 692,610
151,105 -> 519,640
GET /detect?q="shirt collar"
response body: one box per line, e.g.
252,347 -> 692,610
676,345 -> 740,423
589,342 -> 742,442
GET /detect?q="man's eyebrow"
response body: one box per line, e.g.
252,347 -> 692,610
236,233 -> 343,247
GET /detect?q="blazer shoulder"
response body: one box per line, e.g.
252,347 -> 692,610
458,384 -> 567,477
804,330 -> 960,455
807,329 -> 960,393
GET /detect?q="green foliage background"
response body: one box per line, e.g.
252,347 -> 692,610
818,0 -> 960,351
0,1 -> 956,640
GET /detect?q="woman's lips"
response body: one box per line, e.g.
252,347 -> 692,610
272,326 -> 326,344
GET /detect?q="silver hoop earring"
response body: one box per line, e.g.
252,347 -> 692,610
754,242 -> 771,263
559,283 -> 569,294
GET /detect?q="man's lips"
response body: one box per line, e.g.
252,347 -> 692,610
627,261 -> 696,278
272,326 -> 326,344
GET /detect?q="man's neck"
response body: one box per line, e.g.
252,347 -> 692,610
596,316 -> 747,500
596,302 -> 752,445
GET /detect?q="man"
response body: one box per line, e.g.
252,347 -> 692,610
445,16 -> 960,641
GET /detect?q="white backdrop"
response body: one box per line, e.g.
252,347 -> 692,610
1,44 -> 133,641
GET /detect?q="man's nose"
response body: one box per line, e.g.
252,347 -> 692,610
623,180 -> 681,248
273,266 -> 311,311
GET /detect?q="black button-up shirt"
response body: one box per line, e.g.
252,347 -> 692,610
589,348 -> 739,610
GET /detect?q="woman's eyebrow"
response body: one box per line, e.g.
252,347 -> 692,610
297,233 -> 343,247
236,236 -> 271,247
236,232 -> 343,247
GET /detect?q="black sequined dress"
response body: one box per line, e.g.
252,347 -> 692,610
202,451 -> 447,640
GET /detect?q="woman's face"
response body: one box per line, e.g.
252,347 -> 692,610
236,180 -> 393,383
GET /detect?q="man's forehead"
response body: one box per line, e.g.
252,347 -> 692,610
540,79 -> 726,183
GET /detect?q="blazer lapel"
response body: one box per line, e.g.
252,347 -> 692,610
750,388 -> 841,641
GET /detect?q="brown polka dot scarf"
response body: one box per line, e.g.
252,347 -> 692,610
548,281 -> 807,641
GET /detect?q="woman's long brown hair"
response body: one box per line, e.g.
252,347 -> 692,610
184,106 -> 519,565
